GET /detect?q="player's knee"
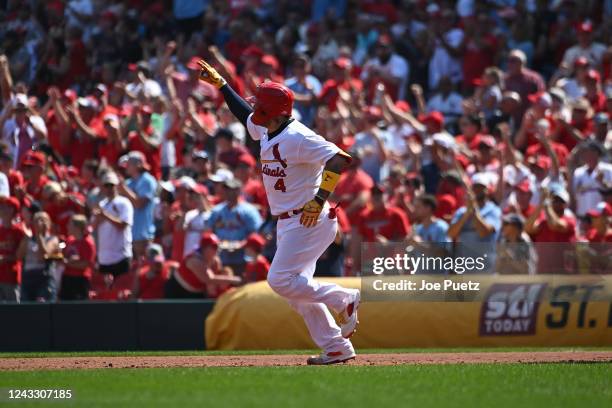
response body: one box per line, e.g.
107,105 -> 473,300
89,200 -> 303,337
267,271 -> 290,296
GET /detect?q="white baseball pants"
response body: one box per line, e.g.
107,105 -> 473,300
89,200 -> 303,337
267,206 -> 357,353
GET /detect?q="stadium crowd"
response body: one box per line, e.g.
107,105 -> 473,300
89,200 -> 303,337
0,0 -> 611,302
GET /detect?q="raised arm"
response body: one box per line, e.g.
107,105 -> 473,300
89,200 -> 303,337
197,60 -> 252,126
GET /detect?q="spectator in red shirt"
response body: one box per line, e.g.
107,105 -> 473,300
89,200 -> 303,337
582,202 -> 612,275
20,151 -> 48,202
243,233 -> 270,283
0,196 -> 27,302
334,150 -> 374,218
319,57 -> 362,112
554,97 -> 594,151
506,179 -> 537,218
0,150 -> 23,196
526,185 -> 577,274
136,243 -> 174,299
98,113 -> 125,168
127,105 -> 162,179
234,154 -> 267,216
356,185 -> 411,243
41,181 -> 85,237
59,214 -> 96,300
64,97 -> 106,170
584,69 -> 605,112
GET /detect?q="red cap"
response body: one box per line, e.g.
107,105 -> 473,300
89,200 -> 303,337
395,100 -> 411,113
434,194 -> 457,221
574,56 -> 589,68
528,155 -> 551,170
586,69 -> 601,82
421,111 -> 444,129
242,45 -> 264,59
586,202 -> 612,218
140,104 -> 153,115
576,21 -> 593,33
21,151 -> 45,167
236,154 -> 256,168
65,166 -> 80,178
0,196 -> 20,213
251,82 -> 294,126
261,55 -> 279,71
515,179 -> 533,193
187,56 -> 201,70
478,135 -> 496,148
62,89 -> 77,103
472,78 -> 484,86
333,57 -> 352,70
363,105 -> 383,119
128,63 -> 138,72
244,233 -> 266,252
200,232 -> 220,250
378,34 -> 392,46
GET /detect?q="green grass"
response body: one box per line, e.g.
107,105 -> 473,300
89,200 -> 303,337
1,346 -> 610,358
0,363 -> 610,408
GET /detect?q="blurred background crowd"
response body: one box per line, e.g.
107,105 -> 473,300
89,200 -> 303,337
0,0 -> 611,303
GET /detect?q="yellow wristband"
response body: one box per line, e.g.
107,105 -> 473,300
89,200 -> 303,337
320,170 -> 341,193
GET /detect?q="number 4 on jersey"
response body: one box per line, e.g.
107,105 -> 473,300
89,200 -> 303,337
274,178 -> 286,193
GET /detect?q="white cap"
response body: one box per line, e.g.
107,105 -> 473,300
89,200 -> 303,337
101,172 -> 120,186
431,133 -> 457,151
176,176 -> 197,191
209,168 -> 234,183
471,172 -> 493,189
13,93 -> 28,107
159,180 -> 175,193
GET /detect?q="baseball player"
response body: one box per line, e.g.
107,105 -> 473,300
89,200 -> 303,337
197,60 -> 360,365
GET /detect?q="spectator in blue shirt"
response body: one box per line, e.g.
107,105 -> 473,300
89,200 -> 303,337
207,178 -> 263,275
409,194 -> 451,274
285,54 -> 322,127
448,173 -> 501,273
119,151 -> 157,261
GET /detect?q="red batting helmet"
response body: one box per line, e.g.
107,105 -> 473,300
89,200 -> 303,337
250,82 -> 294,126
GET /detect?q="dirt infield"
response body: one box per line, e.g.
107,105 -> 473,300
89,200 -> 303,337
1,351 -> 611,370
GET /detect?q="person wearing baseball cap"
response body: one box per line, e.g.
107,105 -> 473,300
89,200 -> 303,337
497,212 -> 537,275
165,232 -> 241,299
136,243 -> 173,300
572,139 -> 612,218
561,20 -> 606,69
118,151 -> 157,261
234,154 -> 267,214
93,171 -> 134,279
448,172 -> 502,272
20,150 -> 49,202
511,179 -> 537,218
525,183 -> 577,273
592,112 -> 610,149
583,201 -> 612,246
0,195 -> 27,301
243,233 -> 270,283
198,55 -> 359,365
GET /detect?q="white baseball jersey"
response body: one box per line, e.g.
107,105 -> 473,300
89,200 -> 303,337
246,114 -> 340,216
